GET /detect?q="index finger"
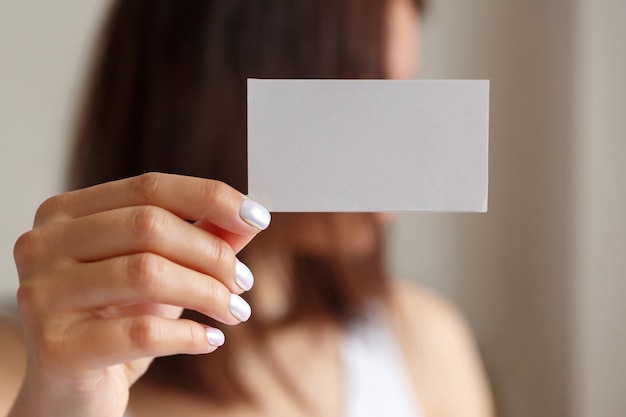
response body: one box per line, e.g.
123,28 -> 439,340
35,173 -> 271,236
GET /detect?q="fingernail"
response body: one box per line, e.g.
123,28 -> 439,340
206,328 -> 225,347
235,260 -> 254,291
240,199 -> 271,230
230,294 -> 251,322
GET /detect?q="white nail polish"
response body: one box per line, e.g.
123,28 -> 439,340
235,260 -> 254,291
206,328 -> 225,347
230,294 -> 252,322
240,199 -> 271,230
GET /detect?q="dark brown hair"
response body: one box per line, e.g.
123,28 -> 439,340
70,0 -> 423,404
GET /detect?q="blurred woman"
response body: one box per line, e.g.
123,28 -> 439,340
2,1 -> 494,416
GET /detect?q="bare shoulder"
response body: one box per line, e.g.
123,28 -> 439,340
0,320 -> 27,416
388,280 -> 495,417
388,280 -> 476,344
389,280 -> 462,323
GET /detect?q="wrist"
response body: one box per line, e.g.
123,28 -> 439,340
8,370 -> 128,417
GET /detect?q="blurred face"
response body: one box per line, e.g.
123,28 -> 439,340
386,0 -> 420,79
270,213 -> 380,259
272,0 -> 420,258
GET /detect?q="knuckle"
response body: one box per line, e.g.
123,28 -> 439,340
37,328 -> 62,365
16,280 -> 40,318
207,238 -> 234,269
186,322 -> 202,348
33,195 -> 65,225
13,230 -> 43,270
131,206 -> 167,240
202,279 -> 220,301
16,294 -> 64,365
128,316 -> 160,351
128,172 -> 163,204
201,279 -> 229,310
201,180 -> 228,208
127,253 -> 164,293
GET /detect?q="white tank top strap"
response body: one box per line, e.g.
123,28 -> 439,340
341,311 -> 425,417
121,309 -> 428,417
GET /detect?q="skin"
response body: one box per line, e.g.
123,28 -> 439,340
0,1 -> 495,416
4,174 -> 265,417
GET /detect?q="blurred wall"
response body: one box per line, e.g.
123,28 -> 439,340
391,1 -> 626,417
0,1 -> 624,417
391,1 -> 575,416
0,1 -> 109,296
571,0 -> 626,415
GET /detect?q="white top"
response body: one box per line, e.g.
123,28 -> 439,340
0,301 -> 423,417
342,313 -> 425,417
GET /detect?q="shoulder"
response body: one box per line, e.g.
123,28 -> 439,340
389,280 -> 461,323
388,280 -> 474,345
0,318 -> 27,416
387,281 -> 479,376
387,280 -> 495,417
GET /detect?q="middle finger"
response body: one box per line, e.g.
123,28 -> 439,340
47,205 -> 251,294
46,253 -> 251,325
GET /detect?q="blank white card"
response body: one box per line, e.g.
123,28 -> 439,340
247,79 -> 489,212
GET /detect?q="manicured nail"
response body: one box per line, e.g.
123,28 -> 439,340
206,328 -> 225,347
235,260 -> 254,291
240,199 -> 271,230
230,294 -> 251,322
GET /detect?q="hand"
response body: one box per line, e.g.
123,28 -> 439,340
10,173 -> 270,417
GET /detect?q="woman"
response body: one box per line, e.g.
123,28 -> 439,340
2,0 -> 494,416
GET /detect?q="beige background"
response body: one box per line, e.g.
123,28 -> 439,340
1,1 -> 624,417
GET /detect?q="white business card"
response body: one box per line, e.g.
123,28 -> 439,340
247,79 -> 489,212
